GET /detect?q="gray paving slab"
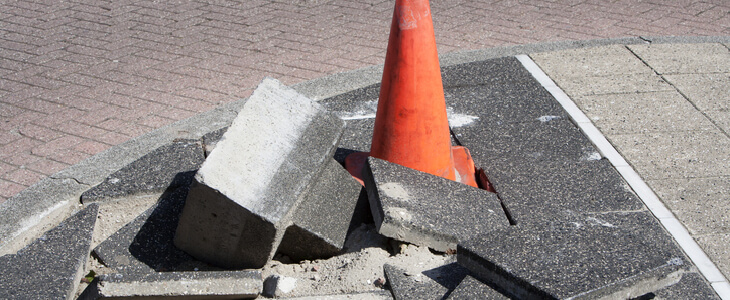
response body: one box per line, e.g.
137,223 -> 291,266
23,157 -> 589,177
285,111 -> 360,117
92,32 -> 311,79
0,177 -> 85,255
607,130 -> 730,180
455,118 -> 599,165
363,157 -> 508,252
383,263 -> 469,300
530,45 -> 653,77
652,272 -> 720,300
489,158 -> 644,225
444,84 -> 566,125
446,275 -> 510,300
695,233 -> 730,280
93,186 -> 208,275
277,158 -> 363,262
458,211 -> 688,299
81,139 -> 205,203
549,73 -> 675,97
574,91 -> 716,135
79,270 -> 262,299
440,56 -> 540,88
627,43 -> 730,74
0,204 -> 97,300
174,78 -> 345,269
280,291 -> 394,300
663,73 -> 730,112
707,110 -> 730,134
648,177 -> 730,235
201,127 -> 228,157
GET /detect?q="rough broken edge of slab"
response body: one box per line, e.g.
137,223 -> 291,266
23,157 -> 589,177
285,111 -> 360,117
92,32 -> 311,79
79,270 -> 262,299
457,243 -> 684,300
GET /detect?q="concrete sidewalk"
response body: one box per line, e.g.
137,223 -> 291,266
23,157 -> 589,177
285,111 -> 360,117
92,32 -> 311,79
1,0 -> 729,203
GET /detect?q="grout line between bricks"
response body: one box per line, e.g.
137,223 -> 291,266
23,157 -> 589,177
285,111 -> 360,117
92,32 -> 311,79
516,54 -> 730,299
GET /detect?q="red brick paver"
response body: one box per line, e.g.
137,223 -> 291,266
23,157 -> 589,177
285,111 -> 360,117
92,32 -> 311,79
1,0 -> 728,203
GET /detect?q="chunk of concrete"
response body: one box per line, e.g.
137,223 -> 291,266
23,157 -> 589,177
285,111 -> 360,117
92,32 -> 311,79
279,291 -> 394,299
81,139 -> 205,203
0,204 -> 97,300
93,186 -> 204,275
458,211 -> 687,299
447,275 -> 510,300
174,78 -> 345,269
263,274 -> 299,298
363,157 -> 509,252
277,158 -> 363,261
79,270 -> 262,299
383,263 -> 469,300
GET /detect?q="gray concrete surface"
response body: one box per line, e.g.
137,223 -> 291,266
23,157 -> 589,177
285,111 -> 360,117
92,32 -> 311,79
364,157 -> 508,252
174,78 -> 345,269
531,43 -> 730,282
458,211 -> 687,299
0,204 -> 97,300
383,263 -> 469,300
79,270 -> 262,299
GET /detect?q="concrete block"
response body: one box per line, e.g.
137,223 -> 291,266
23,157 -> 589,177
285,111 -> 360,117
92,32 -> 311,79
277,158 -> 364,262
79,270 -> 262,299
383,263 -> 469,300
652,272 -> 721,299
174,78 -> 345,269
0,204 -> 97,300
447,275 -> 509,300
458,211 -> 687,299
364,157 -> 509,252
93,186 -> 201,275
81,139 -> 205,203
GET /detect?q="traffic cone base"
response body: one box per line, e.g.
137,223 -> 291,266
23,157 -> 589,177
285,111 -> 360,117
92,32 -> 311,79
345,146 -> 478,188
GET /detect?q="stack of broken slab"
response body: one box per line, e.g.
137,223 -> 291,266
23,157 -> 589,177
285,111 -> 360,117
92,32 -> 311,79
0,57 -> 721,299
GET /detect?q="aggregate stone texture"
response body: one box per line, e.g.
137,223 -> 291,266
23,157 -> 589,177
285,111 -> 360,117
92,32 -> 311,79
457,211 -> 688,299
79,270 -> 262,299
81,139 -> 205,203
383,263 -> 469,300
0,204 -> 97,300
446,275 -> 510,300
627,43 -> 730,74
364,157 -> 509,252
93,186 -> 207,275
647,177 -> 730,235
277,158 -> 364,262
280,291 -> 394,299
651,272 -> 720,300
174,78 -> 346,269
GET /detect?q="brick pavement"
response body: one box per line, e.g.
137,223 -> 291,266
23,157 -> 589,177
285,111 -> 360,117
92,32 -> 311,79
1,0 -> 729,203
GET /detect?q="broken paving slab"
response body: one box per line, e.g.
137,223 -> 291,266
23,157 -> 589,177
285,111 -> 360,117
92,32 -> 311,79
93,186 -> 209,275
0,204 -> 97,300
79,270 -> 262,299
440,56 -> 540,89
457,211 -> 688,299
384,263 -> 469,300
444,85 -> 566,125
652,272 -> 721,299
279,291 -> 394,299
363,157 -> 509,252
81,139 -> 205,203
447,275 -> 510,300
277,158 -> 364,262
174,77 -> 346,269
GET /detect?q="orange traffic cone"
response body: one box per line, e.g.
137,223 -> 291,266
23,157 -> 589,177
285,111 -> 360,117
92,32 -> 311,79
345,0 -> 478,188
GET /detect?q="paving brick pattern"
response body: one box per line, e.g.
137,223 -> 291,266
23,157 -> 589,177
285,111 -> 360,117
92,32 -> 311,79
1,0 -> 728,203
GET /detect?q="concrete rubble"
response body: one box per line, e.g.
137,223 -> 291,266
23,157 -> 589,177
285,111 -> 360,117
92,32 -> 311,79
0,53 -> 724,299
174,78 -> 348,269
